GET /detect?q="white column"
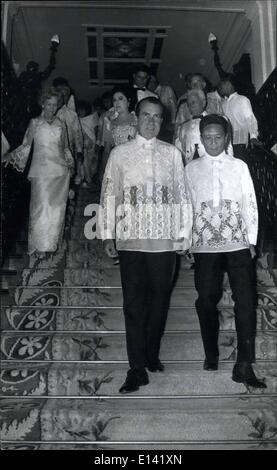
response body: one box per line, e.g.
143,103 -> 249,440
245,0 -> 276,91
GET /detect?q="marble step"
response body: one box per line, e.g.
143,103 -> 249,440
0,360 -> 277,398
13,267 -> 276,290
2,362 -> 275,397
2,306 -> 277,333
1,332 -> 273,362
46,362 -> 275,396
37,396 -> 277,444
7,286 -> 277,312
51,331 -> 277,361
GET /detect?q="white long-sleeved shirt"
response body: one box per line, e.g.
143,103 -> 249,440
184,151 -> 258,253
100,134 -> 191,252
221,92 -> 258,145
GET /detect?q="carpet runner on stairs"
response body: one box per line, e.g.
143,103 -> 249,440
1,186 -> 277,450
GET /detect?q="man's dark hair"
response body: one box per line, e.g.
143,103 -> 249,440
199,114 -> 229,136
133,64 -> 151,76
135,97 -> 164,117
76,99 -> 92,116
219,73 -> 237,89
52,76 -> 70,88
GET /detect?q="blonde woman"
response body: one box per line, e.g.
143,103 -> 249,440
6,87 -> 74,257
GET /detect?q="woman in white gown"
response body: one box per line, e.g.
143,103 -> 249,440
6,87 -> 74,256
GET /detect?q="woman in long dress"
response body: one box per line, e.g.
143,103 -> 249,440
98,86 -> 137,182
6,87 -> 74,256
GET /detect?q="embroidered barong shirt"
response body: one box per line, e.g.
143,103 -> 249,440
100,134 -> 191,252
184,151 -> 258,253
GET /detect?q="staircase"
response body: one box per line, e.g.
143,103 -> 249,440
1,186 -> 277,450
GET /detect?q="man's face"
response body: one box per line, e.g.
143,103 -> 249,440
133,71 -> 149,88
218,81 -> 233,97
187,95 -> 205,117
190,75 -> 205,90
137,101 -> 163,140
201,123 -> 227,156
55,85 -> 70,104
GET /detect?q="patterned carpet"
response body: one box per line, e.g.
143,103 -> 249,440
1,186 -> 277,450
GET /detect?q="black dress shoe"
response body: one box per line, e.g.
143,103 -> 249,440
146,359 -> 165,373
203,358 -> 218,371
232,362 -> 267,389
119,369 -> 149,394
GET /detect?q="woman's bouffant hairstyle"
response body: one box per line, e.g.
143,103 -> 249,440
38,86 -> 61,106
111,85 -> 137,112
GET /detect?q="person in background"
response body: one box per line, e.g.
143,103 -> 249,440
175,89 -> 208,165
100,97 -> 191,394
54,81 -> 84,183
218,74 -> 261,160
98,86 -> 137,183
131,64 -> 158,106
53,76 -> 76,111
19,60 -> 56,118
76,100 -> 99,188
184,114 -> 266,389
96,91 -> 113,147
5,87 -> 74,257
148,74 -> 177,143
175,73 -> 223,134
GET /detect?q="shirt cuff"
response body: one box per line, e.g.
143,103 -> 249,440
248,233 -> 257,245
250,133 -> 258,139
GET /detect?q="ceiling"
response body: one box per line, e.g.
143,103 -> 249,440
8,0 -> 252,103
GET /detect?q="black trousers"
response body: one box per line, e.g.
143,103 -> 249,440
118,250 -> 176,371
194,249 -> 256,363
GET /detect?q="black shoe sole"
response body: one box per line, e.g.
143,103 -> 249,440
119,377 -> 149,394
146,365 -> 165,372
203,360 -> 218,371
232,375 -> 267,388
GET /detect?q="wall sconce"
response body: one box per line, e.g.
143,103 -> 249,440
208,33 -> 227,79
49,35 -> 60,69
50,34 -> 60,52
208,33 -> 218,51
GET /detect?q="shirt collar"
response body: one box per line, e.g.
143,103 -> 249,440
204,150 -> 228,162
136,134 -> 156,148
226,91 -> 238,101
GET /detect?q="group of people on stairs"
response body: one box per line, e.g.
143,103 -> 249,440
100,95 -> 266,394
3,62 -> 266,393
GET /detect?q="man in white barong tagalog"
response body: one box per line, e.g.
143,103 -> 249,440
100,97 -> 191,394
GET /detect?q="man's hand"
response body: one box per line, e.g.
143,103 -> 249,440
176,250 -> 188,255
104,239 -> 118,258
249,244 -> 256,259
